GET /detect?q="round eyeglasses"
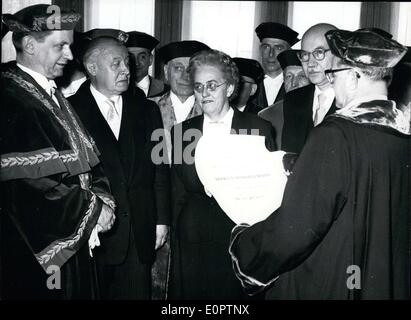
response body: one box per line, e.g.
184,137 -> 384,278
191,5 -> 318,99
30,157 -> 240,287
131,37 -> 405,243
297,48 -> 331,62
194,81 -> 227,93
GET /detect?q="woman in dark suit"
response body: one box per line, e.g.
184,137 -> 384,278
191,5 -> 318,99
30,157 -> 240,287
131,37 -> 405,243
168,49 -> 276,299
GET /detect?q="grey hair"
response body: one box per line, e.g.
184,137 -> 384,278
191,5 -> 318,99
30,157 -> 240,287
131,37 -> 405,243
187,49 -> 240,101
337,59 -> 393,85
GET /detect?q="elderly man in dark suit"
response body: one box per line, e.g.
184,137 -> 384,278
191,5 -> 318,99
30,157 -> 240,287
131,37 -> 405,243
69,32 -> 170,299
281,23 -> 338,153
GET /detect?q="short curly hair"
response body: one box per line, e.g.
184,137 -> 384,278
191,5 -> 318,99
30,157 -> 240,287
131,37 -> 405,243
187,49 -> 240,100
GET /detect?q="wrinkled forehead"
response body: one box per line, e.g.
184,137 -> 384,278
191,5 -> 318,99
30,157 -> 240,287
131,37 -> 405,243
284,65 -> 305,75
168,57 -> 190,67
101,43 -> 129,59
261,38 -> 290,47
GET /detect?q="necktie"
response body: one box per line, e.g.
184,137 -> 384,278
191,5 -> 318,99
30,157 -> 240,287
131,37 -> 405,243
313,92 -> 327,126
106,98 -> 120,139
49,82 -> 60,107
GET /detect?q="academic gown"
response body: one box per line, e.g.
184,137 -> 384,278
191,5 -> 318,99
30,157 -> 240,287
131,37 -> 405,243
168,108 -> 276,300
230,101 -> 410,299
1,62 -> 115,299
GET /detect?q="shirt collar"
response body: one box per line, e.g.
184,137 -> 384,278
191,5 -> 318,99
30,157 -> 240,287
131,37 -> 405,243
137,75 -> 150,89
314,85 -> 335,98
90,84 -> 121,114
170,91 -> 195,108
264,73 -> 283,83
17,63 -> 57,93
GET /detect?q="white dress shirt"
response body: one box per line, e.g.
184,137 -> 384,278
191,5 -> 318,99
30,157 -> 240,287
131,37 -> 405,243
170,92 -> 195,124
17,63 -> 59,107
61,76 -> 87,98
312,86 -> 335,126
202,107 -> 234,136
237,105 -> 247,112
90,84 -> 123,139
137,75 -> 150,97
263,73 -> 283,106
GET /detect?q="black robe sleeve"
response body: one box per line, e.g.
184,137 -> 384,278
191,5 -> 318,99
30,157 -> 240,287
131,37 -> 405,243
229,123 -> 350,292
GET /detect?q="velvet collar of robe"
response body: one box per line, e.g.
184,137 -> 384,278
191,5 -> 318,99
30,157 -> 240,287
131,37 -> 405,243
332,100 -> 410,135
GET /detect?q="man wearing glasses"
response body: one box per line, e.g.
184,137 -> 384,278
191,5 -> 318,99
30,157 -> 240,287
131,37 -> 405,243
251,22 -> 300,113
229,28 -> 409,300
282,23 -> 338,153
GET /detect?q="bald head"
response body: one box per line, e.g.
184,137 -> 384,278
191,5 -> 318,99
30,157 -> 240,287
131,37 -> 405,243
301,23 -> 338,89
302,23 -> 337,43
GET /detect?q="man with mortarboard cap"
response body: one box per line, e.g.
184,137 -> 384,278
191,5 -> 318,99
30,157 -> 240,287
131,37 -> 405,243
148,40 -> 209,299
258,49 -> 310,149
153,40 -> 210,164
232,57 -> 264,114
126,31 -> 169,98
229,28 -> 410,300
1,4 -> 116,299
250,22 -> 300,112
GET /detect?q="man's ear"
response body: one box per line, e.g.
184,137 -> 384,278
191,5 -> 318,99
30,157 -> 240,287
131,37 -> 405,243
22,35 -> 35,55
227,84 -> 235,97
250,83 -> 258,96
149,53 -> 154,66
163,64 -> 169,82
347,70 -> 359,91
86,62 -> 97,77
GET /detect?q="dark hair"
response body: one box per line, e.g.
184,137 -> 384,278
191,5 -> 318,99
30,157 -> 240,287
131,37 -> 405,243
12,31 -> 52,52
188,49 -> 240,100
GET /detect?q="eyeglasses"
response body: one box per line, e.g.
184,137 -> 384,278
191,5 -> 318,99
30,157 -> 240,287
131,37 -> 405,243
194,81 -> 227,93
297,48 -> 331,62
324,68 -> 353,83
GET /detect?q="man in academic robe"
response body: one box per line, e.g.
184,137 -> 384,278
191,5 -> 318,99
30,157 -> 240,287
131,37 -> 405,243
1,5 -> 116,299
229,28 -> 410,300
69,33 -> 170,299
250,22 -> 300,112
153,40 -> 210,164
126,31 -> 169,99
232,57 -> 265,115
281,23 -> 338,153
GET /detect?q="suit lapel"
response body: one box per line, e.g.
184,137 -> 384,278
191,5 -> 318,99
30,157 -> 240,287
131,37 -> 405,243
118,93 -> 138,184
